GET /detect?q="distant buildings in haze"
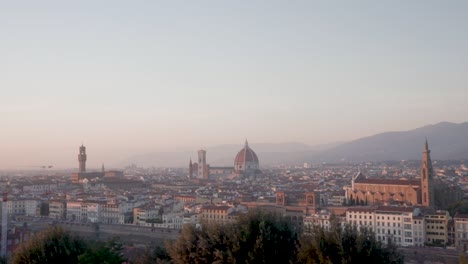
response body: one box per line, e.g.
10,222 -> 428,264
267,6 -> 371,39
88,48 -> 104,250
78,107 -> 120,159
189,140 -> 262,180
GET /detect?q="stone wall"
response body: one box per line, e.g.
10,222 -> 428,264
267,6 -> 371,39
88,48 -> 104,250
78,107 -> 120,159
24,220 -> 180,246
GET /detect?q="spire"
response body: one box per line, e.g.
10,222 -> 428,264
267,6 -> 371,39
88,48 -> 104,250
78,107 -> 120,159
245,138 -> 248,147
421,137 -> 434,207
101,163 -> 105,173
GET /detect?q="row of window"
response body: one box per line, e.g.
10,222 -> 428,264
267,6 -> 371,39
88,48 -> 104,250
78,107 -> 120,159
377,229 -> 401,235
205,214 -> 226,219
427,225 -> 444,230
377,236 -> 402,243
426,231 -> 446,236
349,214 -> 411,222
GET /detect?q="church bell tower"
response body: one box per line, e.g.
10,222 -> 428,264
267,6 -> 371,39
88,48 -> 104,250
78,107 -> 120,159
421,139 -> 434,207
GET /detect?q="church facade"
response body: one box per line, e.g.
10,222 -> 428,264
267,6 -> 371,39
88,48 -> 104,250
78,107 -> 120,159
345,140 -> 435,207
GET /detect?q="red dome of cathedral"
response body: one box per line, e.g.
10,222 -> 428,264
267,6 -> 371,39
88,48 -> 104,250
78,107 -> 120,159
234,140 -> 259,174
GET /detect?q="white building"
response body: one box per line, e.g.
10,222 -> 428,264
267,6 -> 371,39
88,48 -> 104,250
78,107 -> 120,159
304,210 -> 334,232
454,213 -> 468,251
86,202 -> 102,223
101,203 -> 120,224
22,181 -> 65,194
66,201 -> 83,221
183,213 -> 200,226
345,206 -> 423,247
5,200 -> 25,215
162,213 -> 184,229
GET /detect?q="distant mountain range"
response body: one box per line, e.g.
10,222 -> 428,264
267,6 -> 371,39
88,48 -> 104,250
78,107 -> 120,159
316,122 -> 468,162
120,122 -> 468,167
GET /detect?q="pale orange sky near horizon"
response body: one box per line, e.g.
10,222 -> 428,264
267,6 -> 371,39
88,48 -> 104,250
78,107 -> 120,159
1,1 -> 468,169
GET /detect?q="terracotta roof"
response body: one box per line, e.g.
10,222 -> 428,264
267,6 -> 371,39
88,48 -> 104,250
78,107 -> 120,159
202,205 -> 231,211
347,207 -> 376,213
355,177 -> 420,186
454,213 -> 468,219
376,206 -> 415,213
234,140 -> 259,166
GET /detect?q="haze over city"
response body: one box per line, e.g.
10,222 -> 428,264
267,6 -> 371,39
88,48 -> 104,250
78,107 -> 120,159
2,1 -> 468,169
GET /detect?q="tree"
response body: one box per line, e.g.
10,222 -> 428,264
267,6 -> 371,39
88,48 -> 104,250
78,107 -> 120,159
448,200 -> 468,217
10,227 -> 127,264
132,244 -> 171,264
460,254 -> 468,264
167,210 -> 299,264
40,202 -> 49,216
297,224 -> 403,264
10,226 -> 87,264
78,238 -> 124,264
234,211 -> 299,263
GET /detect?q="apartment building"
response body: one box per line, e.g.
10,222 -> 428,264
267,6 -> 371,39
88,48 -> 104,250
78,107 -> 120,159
49,199 -> 66,220
133,203 -> 162,225
66,200 -> 83,221
200,205 -> 235,225
453,213 -> 468,250
424,210 -> 450,245
345,206 -> 423,247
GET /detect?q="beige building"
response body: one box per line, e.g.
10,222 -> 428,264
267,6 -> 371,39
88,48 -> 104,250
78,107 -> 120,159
66,200 -> 84,221
240,191 -> 320,229
200,205 -> 235,225
133,203 -> 162,225
424,210 -> 450,245
102,203 -> 120,224
49,199 -> 66,220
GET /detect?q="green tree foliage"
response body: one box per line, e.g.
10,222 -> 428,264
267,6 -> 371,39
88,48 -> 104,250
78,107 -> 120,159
78,238 -> 124,264
448,200 -> 468,217
39,202 -> 49,217
10,227 -> 126,264
167,210 -> 299,264
10,226 -> 87,264
238,211 -> 299,263
132,245 -> 171,264
297,223 -> 403,264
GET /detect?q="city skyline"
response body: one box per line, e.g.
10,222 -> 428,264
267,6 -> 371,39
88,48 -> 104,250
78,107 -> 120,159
2,1 -> 468,168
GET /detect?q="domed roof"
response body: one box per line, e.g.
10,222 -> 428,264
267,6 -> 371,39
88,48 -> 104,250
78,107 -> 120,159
234,140 -> 259,166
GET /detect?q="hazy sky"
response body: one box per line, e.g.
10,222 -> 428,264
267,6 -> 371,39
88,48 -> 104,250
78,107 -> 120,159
1,1 -> 468,169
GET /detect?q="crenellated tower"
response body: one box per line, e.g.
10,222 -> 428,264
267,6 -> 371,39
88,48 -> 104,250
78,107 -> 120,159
78,144 -> 87,173
420,138 -> 434,207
